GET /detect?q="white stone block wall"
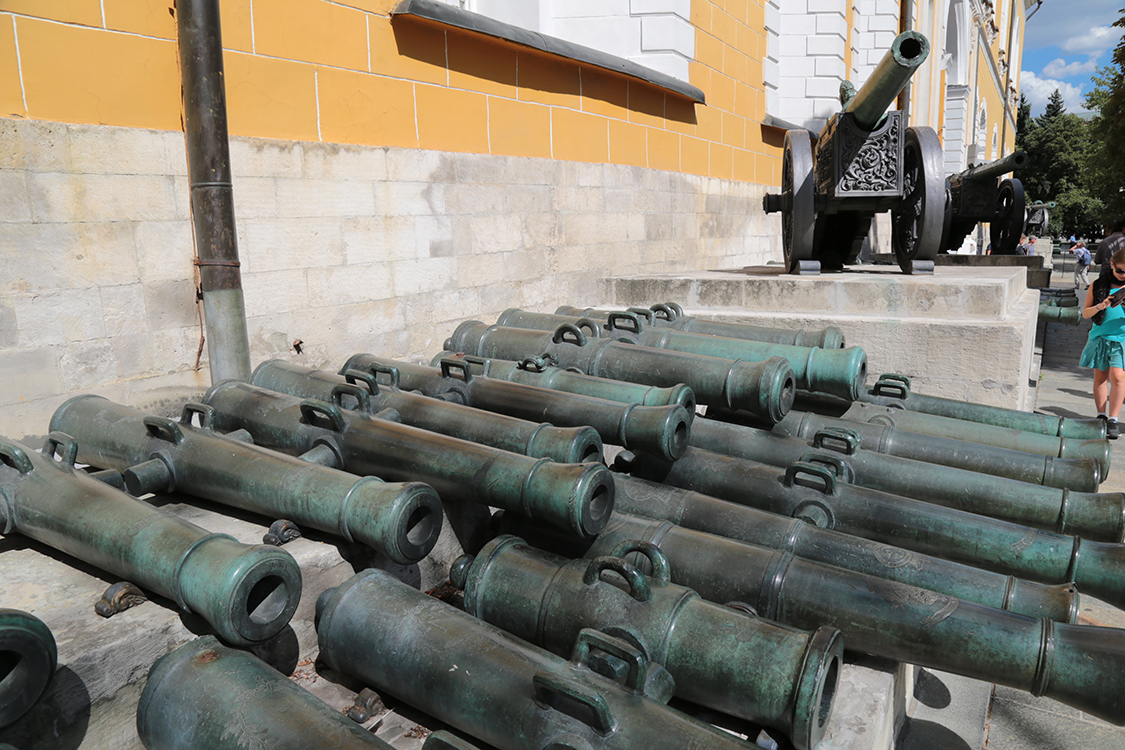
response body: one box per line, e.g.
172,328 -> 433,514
851,0 -> 901,87
765,0 -> 849,130
0,118 -> 778,442
539,0 -> 694,82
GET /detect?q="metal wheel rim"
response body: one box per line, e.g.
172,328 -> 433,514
991,178 -> 1026,254
892,126 -> 944,270
783,130 -> 815,272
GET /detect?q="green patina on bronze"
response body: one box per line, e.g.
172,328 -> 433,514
202,381 -> 615,539
793,392 -> 1111,478
610,474 -> 1078,623
687,417 -> 1125,543
49,395 -> 443,565
0,609 -> 56,729
720,407 -> 1102,491
251,359 -> 605,465
494,308 -> 867,401
452,534 -> 842,750
430,349 -> 695,410
444,320 -> 795,424
340,353 -> 692,462
0,435 -> 300,646
137,636 -> 395,750
555,303 -> 847,350
316,568 -> 761,750
502,512 -> 1125,726
860,372 -> 1105,439
617,448 -> 1125,611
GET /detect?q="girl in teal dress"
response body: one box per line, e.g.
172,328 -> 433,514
1080,246 -> 1125,438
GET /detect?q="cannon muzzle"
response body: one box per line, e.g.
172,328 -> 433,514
844,30 -> 930,130
137,637 -> 396,749
958,150 -> 1029,183
0,609 -> 56,729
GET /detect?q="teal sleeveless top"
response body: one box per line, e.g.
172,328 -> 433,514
1090,287 -> 1125,342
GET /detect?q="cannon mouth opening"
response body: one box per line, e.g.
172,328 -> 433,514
578,442 -> 604,464
405,505 -> 438,548
898,36 -> 925,62
671,420 -> 689,458
780,374 -> 797,414
818,655 -> 840,728
0,649 -> 24,690
245,575 -> 291,627
588,484 -> 612,525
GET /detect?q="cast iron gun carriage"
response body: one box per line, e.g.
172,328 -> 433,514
764,31 -> 945,274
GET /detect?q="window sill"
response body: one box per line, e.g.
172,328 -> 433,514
391,0 -> 706,104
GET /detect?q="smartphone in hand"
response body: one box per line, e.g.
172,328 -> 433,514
1110,288 -> 1125,306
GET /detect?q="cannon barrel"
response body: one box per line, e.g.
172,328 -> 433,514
714,407 -> 1102,492
429,351 -> 697,410
202,381 -> 616,539
617,447 -> 1125,610
494,308 -> 867,401
340,354 -> 691,461
844,30 -> 930,130
957,150 -> 1029,183
611,473 -> 1077,623
137,636 -> 396,750
860,373 -> 1106,439
790,395 -> 1111,479
49,395 -> 444,565
502,512 -> 1125,726
316,569 -> 762,750
1039,305 -> 1084,326
0,435 -> 301,646
0,609 -> 56,729
451,534 -> 843,750
556,303 -> 847,349
687,417 -> 1125,543
251,359 -> 605,464
445,320 -> 796,424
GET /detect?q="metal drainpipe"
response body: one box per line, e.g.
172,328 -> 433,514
177,0 -> 252,384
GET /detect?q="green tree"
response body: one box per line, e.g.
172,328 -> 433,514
1041,89 -> 1066,121
1084,10 -> 1125,225
1017,88 -> 1103,237
1016,92 -> 1033,137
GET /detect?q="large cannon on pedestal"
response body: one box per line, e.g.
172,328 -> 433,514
764,31 -> 945,275
942,151 -> 1029,254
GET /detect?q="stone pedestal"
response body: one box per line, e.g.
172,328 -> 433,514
597,264 -> 1040,410
935,253 -> 1051,288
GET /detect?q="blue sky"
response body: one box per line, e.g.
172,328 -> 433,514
1019,0 -> 1123,115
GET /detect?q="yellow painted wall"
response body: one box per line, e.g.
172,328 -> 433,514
0,0 -> 779,181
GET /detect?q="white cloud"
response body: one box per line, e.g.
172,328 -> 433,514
1060,24 -> 1122,54
1042,57 -> 1099,79
1020,70 -> 1090,114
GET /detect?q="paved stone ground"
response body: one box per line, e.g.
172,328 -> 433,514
900,277 -> 1125,750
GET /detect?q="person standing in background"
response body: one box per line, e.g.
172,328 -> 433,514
1080,245 -> 1125,439
1094,219 -> 1125,267
1070,240 -> 1091,290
